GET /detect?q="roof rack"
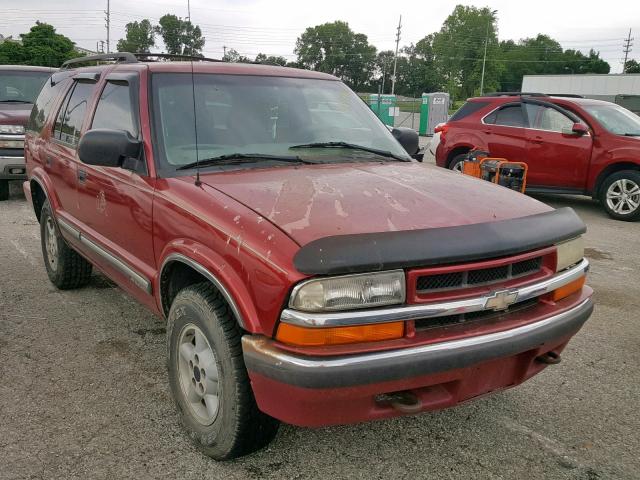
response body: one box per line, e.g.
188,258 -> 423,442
61,52 -> 228,70
483,92 -> 585,99
131,53 -> 224,63
484,92 -> 548,97
547,93 -> 584,98
61,52 -> 138,69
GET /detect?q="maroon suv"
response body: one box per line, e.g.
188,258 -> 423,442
0,65 -> 55,200
435,93 -> 640,221
24,54 -> 592,459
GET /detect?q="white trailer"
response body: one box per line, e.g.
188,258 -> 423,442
522,74 -> 640,113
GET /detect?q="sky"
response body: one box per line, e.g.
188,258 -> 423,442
2,0 -> 639,73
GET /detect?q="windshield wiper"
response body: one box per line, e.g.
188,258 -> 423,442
289,141 -> 410,162
623,133 -> 640,137
0,99 -> 32,104
176,153 -> 313,171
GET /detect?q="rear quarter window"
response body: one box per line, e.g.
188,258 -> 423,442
449,101 -> 490,122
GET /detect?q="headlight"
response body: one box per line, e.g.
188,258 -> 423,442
0,125 -> 25,134
555,236 -> 584,272
289,270 -> 406,312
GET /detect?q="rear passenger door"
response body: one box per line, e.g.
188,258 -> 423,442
47,78 -> 97,218
75,72 -> 156,302
481,103 -> 529,164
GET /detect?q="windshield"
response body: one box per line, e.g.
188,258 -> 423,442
583,103 -> 640,136
0,70 -> 51,103
151,73 -> 410,175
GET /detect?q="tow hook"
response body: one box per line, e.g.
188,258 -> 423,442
375,391 -> 423,414
536,351 -> 562,365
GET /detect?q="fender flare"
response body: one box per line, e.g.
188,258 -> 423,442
158,246 -> 260,333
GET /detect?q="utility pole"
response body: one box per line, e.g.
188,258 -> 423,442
623,29 -> 633,73
391,15 -> 401,95
480,10 -> 497,95
105,0 -> 110,53
480,21 -> 489,94
223,45 -> 227,59
187,0 -> 191,22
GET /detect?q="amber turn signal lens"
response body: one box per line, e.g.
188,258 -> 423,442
275,322 -> 404,347
552,276 -> 586,302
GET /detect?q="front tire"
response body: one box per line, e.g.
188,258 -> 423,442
40,200 -> 92,289
167,283 -> 279,460
600,170 -> 640,221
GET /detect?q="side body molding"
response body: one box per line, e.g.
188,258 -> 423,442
159,253 -> 247,330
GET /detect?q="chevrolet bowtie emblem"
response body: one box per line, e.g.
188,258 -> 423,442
485,290 -> 518,311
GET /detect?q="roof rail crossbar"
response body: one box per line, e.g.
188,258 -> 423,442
131,53 -> 225,63
548,94 -> 585,98
61,52 -> 138,69
484,92 -> 548,97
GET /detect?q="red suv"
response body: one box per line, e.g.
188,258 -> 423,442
435,93 -> 640,221
25,54 -> 592,459
0,65 -> 55,200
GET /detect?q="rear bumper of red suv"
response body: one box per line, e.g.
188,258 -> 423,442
243,294 -> 593,427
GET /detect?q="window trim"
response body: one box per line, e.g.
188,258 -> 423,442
481,100 -> 591,136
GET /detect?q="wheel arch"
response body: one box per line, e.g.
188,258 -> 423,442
159,253 -> 250,332
592,161 -> 640,199
446,145 -> 473,168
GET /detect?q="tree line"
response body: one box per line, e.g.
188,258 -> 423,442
2,5 -> 633,101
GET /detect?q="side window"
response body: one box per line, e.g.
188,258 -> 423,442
539,107 -> 574,132
91,81 -> 138,137
27,78 -> 66,133
54,81 -> 94,147
493,105 -> 525,127
53,84 -> 74,140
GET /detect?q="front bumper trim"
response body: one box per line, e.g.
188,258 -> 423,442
243,297 -> 593,389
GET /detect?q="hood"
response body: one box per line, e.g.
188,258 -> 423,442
0,102 -> 32,126
202,162 -> 552,246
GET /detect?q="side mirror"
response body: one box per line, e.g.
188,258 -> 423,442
78,129 -> 141,167
562,123 -> 589,136
391,127 -> 420,156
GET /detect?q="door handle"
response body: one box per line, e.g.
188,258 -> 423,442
77,169 -> 87,183
531,137 -> 544,144
483,129 -> 491,135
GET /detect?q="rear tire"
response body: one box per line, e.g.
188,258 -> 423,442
0,180 -> 9,201
600,170 -> 640,221
40,200 -> 92,289
448,153 -> 467,173
167,282 -> 279,460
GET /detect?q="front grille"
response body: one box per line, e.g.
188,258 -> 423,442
414,298 -> 539,331
416,256 -> 542,293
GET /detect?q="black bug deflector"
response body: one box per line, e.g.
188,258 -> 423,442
293,207 -> 586,275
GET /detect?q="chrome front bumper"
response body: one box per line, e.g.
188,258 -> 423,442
281,259 -> 590,328
0,155 -> 26,180
243,297 -> 593,389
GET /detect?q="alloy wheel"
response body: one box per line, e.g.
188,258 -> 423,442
606,179 -> 640,215
44,217 -> 59,272
176,323 -> 221,426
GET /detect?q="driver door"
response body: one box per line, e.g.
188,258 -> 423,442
523,102 -> 592,190
74,73 -> 156,303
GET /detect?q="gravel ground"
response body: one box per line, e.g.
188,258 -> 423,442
1,177 -> 638,480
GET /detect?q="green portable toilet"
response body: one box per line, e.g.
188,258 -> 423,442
369,94 -> 397,127
420,92 -> 450,135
